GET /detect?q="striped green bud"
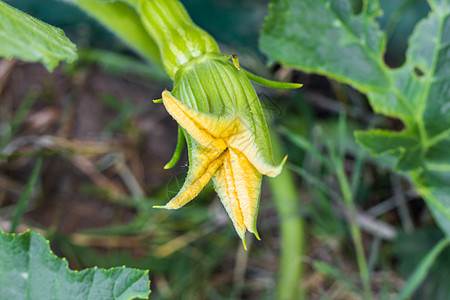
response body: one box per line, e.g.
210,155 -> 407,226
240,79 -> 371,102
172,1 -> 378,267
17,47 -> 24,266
154,53 -> 287,247
137,0 -> 219,78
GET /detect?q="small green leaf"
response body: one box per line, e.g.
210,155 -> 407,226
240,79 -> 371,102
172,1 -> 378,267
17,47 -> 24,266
0,231 -> 150,300
355,130 -> 420,171
0,0 -> 77,71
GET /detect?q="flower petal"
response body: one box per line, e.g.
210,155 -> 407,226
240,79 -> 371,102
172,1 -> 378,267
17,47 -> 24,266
227,120 -> 286,177
162,91 -> 237,149
228,147 -> 262,239
212,152 -> 246,242
155,145 -> 225,209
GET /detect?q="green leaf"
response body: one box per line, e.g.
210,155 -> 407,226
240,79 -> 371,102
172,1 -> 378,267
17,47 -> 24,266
361,0 -> 450,236
66,0 -> 162,67
0,0 -> 77,71
260,0 -> 450,237
260,0 -> 390,93
355,129 -> 421,171
0,230 -> 150,300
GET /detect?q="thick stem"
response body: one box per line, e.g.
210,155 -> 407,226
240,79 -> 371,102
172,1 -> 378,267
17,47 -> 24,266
136,0 -> 219,78
268,130 -> 305,300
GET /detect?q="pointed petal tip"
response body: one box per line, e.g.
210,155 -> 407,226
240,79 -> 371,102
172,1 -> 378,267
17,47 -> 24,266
152,205 -> 166,209
163,163 -> 172,169
240,231 -> 260,249
242,235 -> 248,251
153,98 -> 163,103
265,155 -> 288,177
153,204 -> 181,210
246,222 -> 261,241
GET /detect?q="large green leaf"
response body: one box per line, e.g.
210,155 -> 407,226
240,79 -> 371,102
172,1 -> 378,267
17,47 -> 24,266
0,230 -> 150,300
0,0 -> 77,71
260,0 -> 450,237
260,0 -> 389,93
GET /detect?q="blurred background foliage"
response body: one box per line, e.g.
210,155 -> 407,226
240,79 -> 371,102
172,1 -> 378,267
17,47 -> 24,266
1,0 -> 448,299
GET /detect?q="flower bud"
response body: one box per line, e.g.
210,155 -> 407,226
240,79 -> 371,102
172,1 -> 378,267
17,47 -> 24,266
155,53 -> 286,247
132,0 -> 298,247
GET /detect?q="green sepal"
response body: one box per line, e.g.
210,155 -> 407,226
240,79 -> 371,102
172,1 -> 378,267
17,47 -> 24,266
164,126 -> 185,169
225,54 -> 302,89
242,69 -> 303,89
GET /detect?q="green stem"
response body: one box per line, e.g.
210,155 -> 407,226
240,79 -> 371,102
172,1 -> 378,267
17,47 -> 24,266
10,158 -> 42,233
335,162 -> 373,300
396,237 -> 450,300
135,0 -> 219,78
268,130 -> 305,300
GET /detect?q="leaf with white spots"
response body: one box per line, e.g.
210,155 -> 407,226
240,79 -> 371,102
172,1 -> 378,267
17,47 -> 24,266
0,231 -> 150,300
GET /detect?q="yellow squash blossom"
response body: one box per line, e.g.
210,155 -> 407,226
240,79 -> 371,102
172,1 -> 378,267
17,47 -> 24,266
154,54 -> 295,248
81,0 -> 301,247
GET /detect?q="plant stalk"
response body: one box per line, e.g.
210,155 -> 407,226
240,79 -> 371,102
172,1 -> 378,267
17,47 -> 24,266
335,162 -> 373,300
268,130 -> 305,300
